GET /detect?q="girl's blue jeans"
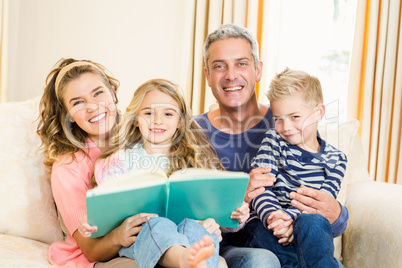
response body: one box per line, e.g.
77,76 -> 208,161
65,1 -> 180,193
118,217 -> 219,268
244,214 -> 344,268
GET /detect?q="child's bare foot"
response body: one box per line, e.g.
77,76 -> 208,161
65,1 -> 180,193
179,235 -> 215,268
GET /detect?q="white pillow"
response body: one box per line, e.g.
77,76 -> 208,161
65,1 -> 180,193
318,119 -> 361,261
0,98 -> 63,244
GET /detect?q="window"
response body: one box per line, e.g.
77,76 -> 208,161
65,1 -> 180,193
263,0 -> 357,124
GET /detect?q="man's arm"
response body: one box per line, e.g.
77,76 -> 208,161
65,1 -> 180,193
289,185 -> 349,237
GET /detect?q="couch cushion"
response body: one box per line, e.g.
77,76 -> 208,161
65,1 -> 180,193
0,234 -> 54,267
343,182 -> 402,267
0,98 -> 63,244
318,119 -> 363,261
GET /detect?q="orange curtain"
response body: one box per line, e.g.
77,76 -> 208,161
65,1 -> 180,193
347,0 -> 402,184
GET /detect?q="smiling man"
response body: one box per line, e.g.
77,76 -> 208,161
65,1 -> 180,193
196,24 -> 349,268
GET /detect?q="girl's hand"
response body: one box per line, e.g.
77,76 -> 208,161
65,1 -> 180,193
111,213 -> 157,247
78,216 -> 98,237
197,218 -> 222,242
231,201 -> 250,223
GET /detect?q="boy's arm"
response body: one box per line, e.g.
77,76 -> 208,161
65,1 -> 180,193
251,186 -> 281,228
281,206 -> 302,220
319,151 -> 347,199
251,131 -> 282,228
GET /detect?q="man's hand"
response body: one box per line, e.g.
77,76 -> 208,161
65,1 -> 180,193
245,167 -> 276,203
289,185 -> 341,224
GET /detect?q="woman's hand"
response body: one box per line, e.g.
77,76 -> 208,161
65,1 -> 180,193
231,201 -> 250,224
78,216 -> 98,237
197,218 -> 222,242
111,213 -> 157,247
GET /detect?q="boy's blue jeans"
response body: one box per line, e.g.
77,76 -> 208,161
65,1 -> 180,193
118,217 -> 219,268
244,214 -> 344,268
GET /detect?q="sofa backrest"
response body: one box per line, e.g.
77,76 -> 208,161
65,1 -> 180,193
0,97 -> 63,244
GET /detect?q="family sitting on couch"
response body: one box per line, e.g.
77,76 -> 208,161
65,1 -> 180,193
36,24 -> 348,268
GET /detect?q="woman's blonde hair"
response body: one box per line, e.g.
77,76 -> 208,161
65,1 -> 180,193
100,78 -> 224,179
37,58 -> 121,171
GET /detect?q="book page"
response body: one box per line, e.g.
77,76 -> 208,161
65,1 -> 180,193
169,168 -> 248,181
91,167 -> 167,195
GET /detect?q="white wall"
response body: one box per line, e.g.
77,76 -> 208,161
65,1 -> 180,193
7,0 -> 195,110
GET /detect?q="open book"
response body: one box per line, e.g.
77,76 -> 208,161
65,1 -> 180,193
86,168 -> 249,238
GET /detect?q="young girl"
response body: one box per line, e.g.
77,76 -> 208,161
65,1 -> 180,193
37,58 -> 156,267
79,79 -> 250,268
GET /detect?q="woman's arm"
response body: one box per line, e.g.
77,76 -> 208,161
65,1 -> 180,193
74,214 -> 151,262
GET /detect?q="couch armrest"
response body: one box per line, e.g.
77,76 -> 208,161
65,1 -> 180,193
342,181 -> 402,268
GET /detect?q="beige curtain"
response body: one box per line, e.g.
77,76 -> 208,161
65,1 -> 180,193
182,0 -> 266,115
0,0 -> 8,102
347,0 -> 402,184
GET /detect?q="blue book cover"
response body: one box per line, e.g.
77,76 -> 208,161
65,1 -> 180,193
86,168 -> 249,238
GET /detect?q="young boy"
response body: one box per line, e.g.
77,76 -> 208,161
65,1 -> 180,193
246,67 -> 347,267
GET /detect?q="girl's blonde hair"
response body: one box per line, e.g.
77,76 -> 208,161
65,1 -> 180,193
100,78 -> 224,179
268,67 -> 323,108
37,58 -> 121,171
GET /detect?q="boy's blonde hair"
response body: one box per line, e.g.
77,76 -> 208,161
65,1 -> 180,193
99,79 -> 224,183
267,67 -> 323,108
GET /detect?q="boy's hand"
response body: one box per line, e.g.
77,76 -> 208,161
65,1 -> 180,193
197,218 -> 222,242
267,211 -> 293,245
78,216 -> 98,237
230,201 -> 250,223
245,167 -> 276,203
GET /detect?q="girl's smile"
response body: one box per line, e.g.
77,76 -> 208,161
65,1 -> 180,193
138,90 -> 182,155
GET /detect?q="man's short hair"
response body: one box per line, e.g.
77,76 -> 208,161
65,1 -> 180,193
203,24 -> 260,71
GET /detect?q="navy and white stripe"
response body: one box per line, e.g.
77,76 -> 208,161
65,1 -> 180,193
249,129 -> 347,228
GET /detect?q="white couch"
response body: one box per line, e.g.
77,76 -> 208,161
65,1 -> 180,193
0,97 -> 401,268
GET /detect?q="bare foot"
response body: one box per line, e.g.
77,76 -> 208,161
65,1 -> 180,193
179,235 -> 215,268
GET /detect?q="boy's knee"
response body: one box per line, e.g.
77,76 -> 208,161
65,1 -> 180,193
294,213 -> 331,235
